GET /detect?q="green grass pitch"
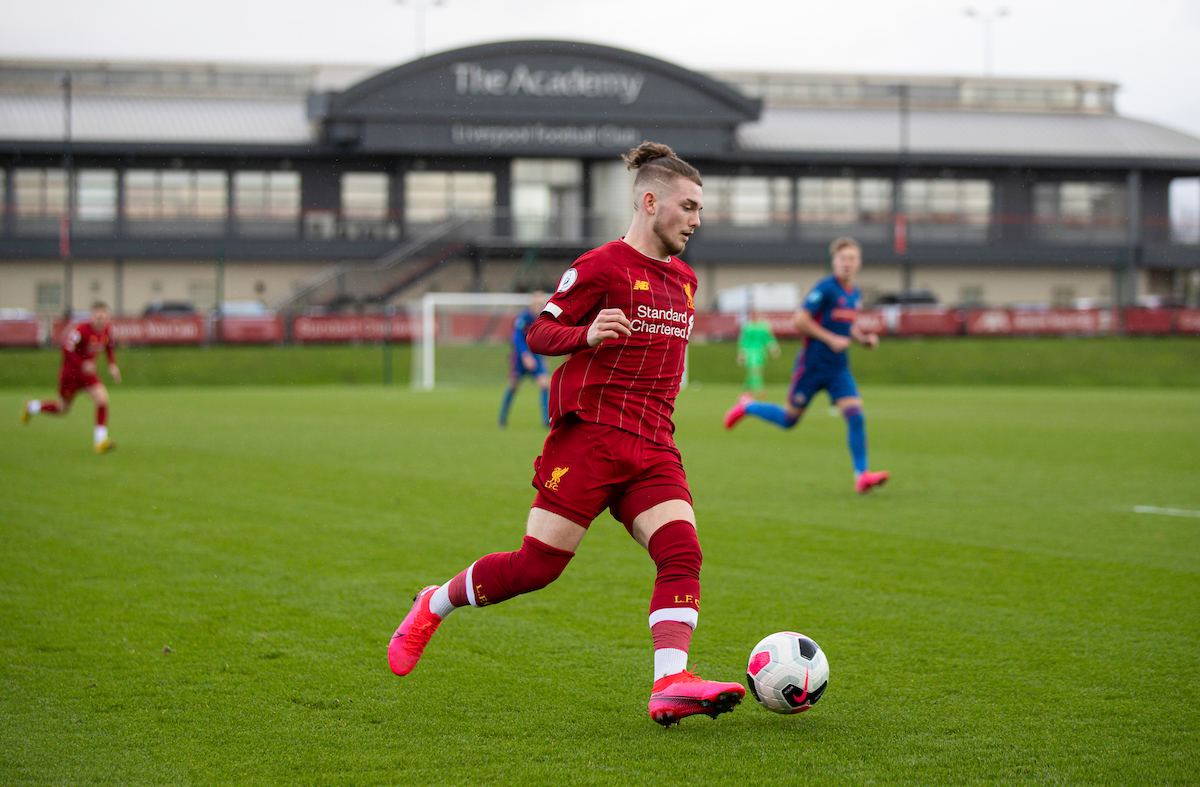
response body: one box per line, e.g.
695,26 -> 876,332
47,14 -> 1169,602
2,383 -> 1199,784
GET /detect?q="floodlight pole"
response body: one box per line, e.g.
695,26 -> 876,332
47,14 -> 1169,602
964,7 -> 1009,77
894,83 -> 912,293
397,0 -> 445,59
61,72 -> 74,320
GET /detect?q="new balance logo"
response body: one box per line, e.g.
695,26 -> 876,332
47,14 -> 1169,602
633,280 -> 650,291
544,466 -> 569,491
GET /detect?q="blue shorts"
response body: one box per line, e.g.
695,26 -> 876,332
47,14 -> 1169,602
511,351 -> 547,378
786,356 -> 859,408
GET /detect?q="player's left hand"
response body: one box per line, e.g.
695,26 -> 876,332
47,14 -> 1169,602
521,352 -> 537,372
860,333 -> 879,349
109,363 -> 122,384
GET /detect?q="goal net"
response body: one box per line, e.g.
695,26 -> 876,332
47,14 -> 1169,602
411,293 -> 555,390
410,291 -> 689,390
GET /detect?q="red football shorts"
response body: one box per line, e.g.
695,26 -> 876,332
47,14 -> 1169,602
531,414 -> 692,531
58,363 -> 99,401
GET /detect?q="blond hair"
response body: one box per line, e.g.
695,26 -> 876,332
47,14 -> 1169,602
829,237 -> 861,258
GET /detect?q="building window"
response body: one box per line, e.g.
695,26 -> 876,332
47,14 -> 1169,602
74,170 -> 118,236
405,171 -> 496,224
189,280 -> 216,312
959,285 -> 985,307
512,159 -> 583,240
235,171 -> 300,219
799,177 -> 892,224
705,176 -> 791,226
1035,182 -> 1127,224
1033,181 -> 1127,244
123,170 -> 227,238
901,178 -> 992,243
36,281 -> 62,313
14,168 -> 68,217
341,173 -> 389,220
234,171 -> 300,237
902,179 -> 992,223
1051,285 -> 1076,308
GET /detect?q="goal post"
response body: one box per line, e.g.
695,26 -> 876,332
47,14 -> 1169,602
413,292 -> 543,390
410,291 -> 690,390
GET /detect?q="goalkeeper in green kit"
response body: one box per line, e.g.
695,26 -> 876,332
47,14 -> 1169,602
736,309 -> 780,395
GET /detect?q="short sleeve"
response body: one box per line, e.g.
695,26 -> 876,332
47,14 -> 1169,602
543,252 -> 609,326
802,283 -> 830,317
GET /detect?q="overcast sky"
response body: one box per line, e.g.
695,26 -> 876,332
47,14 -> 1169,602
4,0 -> 1199,137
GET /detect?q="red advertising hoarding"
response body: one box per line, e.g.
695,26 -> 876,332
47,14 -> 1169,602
1176,309 -> 1200,335
53,317 -> 206,346
854,311 -> 887,336
219,317 -> 285,344
0,319 -> 40,347
1123,309 -> 1173,335
896,309 -> 962,336
965,309 -> 1115,336
291,315 -> 416,344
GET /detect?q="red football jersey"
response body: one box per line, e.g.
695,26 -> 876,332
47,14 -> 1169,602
62,323 -> 115,368
543,239 -> 697,447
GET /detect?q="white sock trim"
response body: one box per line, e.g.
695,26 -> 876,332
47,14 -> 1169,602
94,425 -> 108,445
465,561 -> 479,608
654,648 -> 690,681
29,400 -> 40,414
648,608 -> 698,629
428,584 -> 456,619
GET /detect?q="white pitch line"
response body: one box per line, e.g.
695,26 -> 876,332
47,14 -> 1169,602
1133,506 -> 1200,519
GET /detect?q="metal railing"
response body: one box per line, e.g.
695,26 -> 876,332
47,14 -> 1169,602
3,204 -> 1197,247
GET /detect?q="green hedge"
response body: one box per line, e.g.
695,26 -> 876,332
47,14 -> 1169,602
2,337 -> 1198,388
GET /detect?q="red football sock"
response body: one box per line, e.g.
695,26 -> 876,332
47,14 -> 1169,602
447,535 -> 574,608
651,620 -> 693,653
647,520 -> 702,628
39,401 -> 62,414
97,405 -> 108,426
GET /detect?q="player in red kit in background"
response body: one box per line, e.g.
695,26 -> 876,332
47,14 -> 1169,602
22,301 -> 120,454
387,142 -> 745,727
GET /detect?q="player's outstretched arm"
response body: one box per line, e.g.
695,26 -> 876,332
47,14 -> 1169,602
109,363 -> 122,384
850,324 -> 879,349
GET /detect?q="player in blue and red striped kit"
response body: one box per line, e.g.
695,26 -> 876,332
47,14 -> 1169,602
724,238 -> 890,494
498,290 -> 551,428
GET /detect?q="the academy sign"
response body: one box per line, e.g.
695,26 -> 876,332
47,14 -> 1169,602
453,62 -> 646,104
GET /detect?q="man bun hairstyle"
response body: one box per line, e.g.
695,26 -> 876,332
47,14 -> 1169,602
624,141 -> 702,191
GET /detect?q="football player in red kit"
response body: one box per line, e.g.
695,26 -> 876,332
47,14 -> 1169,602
22,301 -> 120,453
388,142 -> 745,727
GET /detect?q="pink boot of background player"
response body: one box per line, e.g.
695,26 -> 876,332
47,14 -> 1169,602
723,393 -> 755,430
855,470 -> 890,495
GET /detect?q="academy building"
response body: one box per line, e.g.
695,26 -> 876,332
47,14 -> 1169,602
2,39 -> 1200,319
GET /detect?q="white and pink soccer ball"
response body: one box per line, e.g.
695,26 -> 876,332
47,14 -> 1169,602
746,631 -> 829,714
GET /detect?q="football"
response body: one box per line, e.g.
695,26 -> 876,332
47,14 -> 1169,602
745,632 -> 829,714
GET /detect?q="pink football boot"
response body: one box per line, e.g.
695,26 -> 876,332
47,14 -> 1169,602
855,470 -> 890,495
388,585 -> 442,676
723,393 -> 755,430
648,669 -> 745,727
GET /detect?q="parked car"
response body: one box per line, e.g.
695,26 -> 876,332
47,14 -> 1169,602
871,290 -> 940,307
143,300 -> 196,317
